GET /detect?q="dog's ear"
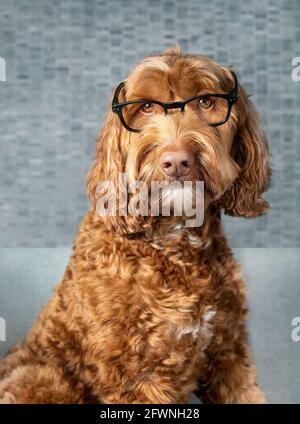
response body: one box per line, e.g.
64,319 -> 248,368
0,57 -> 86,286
86,97 -> 127,234
218,81 -> 271,217
87,94 -> 152,235
87,98 -> 123,205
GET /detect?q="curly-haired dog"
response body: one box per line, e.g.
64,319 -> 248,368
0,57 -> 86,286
0,46 -> 270,404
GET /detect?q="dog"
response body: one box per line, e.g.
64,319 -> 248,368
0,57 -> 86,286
0,46 -> 271,403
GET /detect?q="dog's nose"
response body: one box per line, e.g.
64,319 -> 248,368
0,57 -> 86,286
159,150 -> 195,178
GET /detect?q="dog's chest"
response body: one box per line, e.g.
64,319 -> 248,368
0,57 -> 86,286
131,247 -> 218,356
137,283 -> 217,355
164,305 -> 216,348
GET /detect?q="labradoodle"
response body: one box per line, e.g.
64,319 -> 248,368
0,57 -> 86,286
0,46 -> 271,404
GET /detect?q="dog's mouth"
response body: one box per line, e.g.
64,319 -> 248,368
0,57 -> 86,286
136,164 -> 219,207
131,140 -> 228,207
158,164 -> 219,202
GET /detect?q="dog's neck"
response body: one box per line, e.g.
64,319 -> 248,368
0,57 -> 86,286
126,203 -> 223,261
83,204 -> 227,276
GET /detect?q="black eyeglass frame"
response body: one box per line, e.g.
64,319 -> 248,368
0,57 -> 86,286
112,71 -> 238,133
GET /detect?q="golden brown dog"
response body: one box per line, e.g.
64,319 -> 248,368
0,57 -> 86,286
0,46 -> 270,403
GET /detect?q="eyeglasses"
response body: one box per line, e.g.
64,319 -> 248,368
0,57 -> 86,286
112,72 -> 238,133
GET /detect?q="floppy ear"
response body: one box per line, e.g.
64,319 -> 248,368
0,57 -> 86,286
218,83 -> 271,217
86,98 -> 128,233
87,99 -> 123,206
86,95 -> 152,235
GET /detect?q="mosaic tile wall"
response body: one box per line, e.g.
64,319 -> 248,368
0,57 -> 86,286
0,0 -> 299,247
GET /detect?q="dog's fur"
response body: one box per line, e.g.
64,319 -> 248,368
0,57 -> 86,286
0,46 -> 271,404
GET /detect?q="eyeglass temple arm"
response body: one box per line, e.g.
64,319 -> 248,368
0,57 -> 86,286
229,71 -> 238,99
112,81 -> 125,105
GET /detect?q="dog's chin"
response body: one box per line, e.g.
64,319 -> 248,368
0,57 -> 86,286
160,182 -> 196,209
159,175 -> 221,205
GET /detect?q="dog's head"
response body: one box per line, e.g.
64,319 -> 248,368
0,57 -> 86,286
87,46 -> 271,235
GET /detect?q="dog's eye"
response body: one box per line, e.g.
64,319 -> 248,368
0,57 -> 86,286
198,97 -> 213,110
140,103 -> 155,115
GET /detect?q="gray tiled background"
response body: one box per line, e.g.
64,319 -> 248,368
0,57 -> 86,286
0,0 -> 300,247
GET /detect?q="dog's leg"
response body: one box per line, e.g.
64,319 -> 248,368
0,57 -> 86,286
0,363 -> 85,404
0,343 -> 34,381
197,342 -> 266,404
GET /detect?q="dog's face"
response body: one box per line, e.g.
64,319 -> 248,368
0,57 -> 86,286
87,47 -> 271,234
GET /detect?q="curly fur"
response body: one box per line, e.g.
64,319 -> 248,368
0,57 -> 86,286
0,46 -> 270,404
